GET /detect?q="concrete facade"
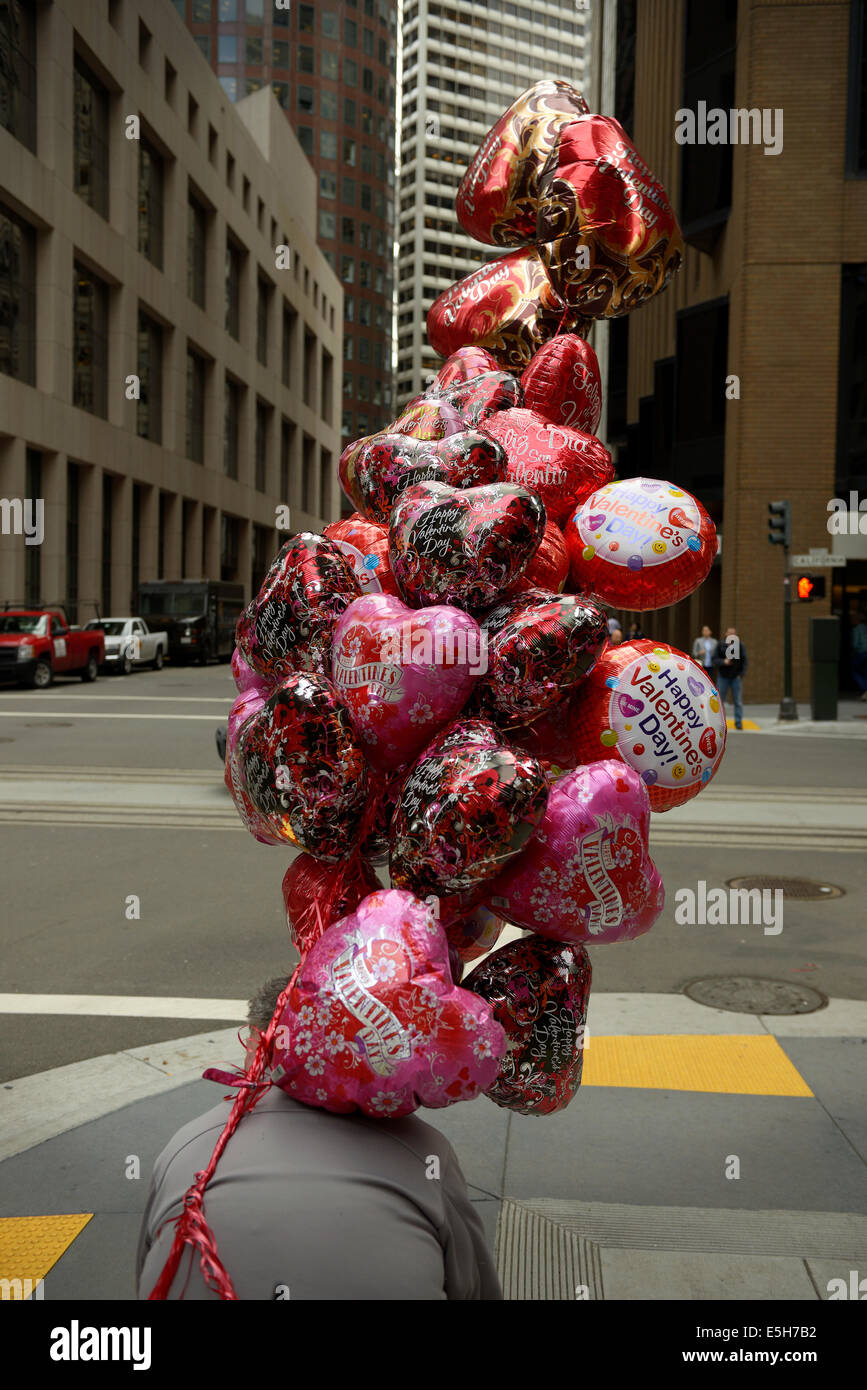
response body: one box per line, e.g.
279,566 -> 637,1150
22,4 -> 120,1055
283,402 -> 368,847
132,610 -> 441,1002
0,0 -> 342,618
611,0 -> 867,702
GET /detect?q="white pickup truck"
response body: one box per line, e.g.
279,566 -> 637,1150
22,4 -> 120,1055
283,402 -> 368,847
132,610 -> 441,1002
83,617 -> 168,674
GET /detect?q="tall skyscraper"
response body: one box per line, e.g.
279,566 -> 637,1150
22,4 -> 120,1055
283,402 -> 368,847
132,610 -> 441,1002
397,0 -> 590,399
175,0 -> 398,475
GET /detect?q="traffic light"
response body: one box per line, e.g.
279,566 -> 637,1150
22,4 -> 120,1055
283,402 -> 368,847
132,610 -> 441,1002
768,499 -> 791,547
795,574 -> 826,601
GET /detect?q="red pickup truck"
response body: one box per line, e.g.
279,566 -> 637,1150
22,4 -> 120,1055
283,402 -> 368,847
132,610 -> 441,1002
0,608 -> 105,688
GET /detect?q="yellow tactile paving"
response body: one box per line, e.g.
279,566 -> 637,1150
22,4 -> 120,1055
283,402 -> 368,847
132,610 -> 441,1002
0,1214 -> 92,1298
582,1035 -> 813,1097
726,718 -> 760,730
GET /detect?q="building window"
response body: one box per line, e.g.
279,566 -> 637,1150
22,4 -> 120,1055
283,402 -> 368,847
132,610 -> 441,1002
137,310 -> 162,443
837,264 -> 867,493
186,349 -> 206,462
73,261 -> 108,417
321,90 -> 337,120
322,10 -> 338,38
218,34 -> 237,62
256,274 -> 272,365
219,76 -> 237,100
138,138 -> 164,269
280,417 -> 293,501
298,126 -> 314,157
344,97 -> 356,126
297,85 -> 314,114
319,210 -> 336,239
344,57 -> 357,86
298,46 -> 314,73
344,18 -> 358,46
343,177 -> 356,205
0,0 -> 36,152
848,0 -> 867,174
344,295 -> 354,322
220,513 -> 240,583
322,51 -> 338,80
0,201 -> 35,384
219,0 -> 237,17
255,400 -> 270,491
272,0 -> 289,26
73,55 -> 109,218
271,80 -> 290,108
320,172 -> 337,199
343,138 -> 356,166
224,376 -> 240,479
102,473 -> 113,617
194,34 -> 210,59
132,483 -> 142,602
680,0 -> 736,250
341,256 -> 354,283
320,129 -> 337,159
299,3 -> 315,31
188,189 -> 207,307
342,409 -> 353,438
272,39 -> 290,68
246,36 -> 263,65
225,239 -> 241,338
320,449 -> 332,515
282,302 -> 295,386
66,462 -> 80,619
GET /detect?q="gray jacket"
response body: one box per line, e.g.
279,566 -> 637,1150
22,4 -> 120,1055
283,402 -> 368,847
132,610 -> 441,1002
136,1086 -> 502,1300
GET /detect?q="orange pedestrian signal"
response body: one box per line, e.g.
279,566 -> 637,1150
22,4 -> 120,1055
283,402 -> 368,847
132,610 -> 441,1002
796,575 -> 814,600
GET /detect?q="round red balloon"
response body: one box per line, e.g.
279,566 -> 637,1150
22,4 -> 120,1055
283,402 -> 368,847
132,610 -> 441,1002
324,514 -> 400,597
564,477 -> 718,610
567,640 -> 728,811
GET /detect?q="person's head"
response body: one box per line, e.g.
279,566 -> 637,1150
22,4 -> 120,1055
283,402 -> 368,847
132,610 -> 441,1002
245,973 -> 292,1064
610,627 -> 623,646
726,626 -> 737,638
701,625 -> 712,638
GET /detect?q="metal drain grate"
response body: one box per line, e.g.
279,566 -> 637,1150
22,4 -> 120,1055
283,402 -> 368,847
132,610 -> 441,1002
726,875 -> 843,900
684,976 -> 827,1016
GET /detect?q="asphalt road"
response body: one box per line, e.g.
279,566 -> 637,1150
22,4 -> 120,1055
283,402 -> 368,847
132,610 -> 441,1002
1,660 -> 866,1082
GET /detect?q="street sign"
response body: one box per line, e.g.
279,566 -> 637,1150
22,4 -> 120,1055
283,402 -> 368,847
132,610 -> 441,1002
790,552 -> 846,568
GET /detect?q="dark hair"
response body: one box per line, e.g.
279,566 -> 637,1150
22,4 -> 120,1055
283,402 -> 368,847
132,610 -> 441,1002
247,974 -> 293,1032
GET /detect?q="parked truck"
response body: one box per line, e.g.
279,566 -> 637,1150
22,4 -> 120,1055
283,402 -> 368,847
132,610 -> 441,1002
136,580 -> 245,664
82,616 -> 168,674
0,608 -> 105,688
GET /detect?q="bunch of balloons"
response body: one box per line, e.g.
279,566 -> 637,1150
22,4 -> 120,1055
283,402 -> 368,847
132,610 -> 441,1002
224,81 -> 723,1121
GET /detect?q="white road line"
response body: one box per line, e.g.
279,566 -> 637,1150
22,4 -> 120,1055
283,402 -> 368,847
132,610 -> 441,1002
0,695 -> 233,703
0,993 -> 248,1019
0,711 -> 219,720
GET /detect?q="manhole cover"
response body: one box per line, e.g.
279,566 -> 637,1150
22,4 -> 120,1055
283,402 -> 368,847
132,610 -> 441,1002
726,875 -> 843,900
684,976 -> 827,1015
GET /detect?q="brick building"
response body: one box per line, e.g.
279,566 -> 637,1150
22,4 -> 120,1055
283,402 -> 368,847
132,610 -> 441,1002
603,0 -> 867,702
0,0 -> 341,619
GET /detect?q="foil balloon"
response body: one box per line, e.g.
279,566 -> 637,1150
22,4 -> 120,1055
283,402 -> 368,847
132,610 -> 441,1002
390,718 -> 549,901
323,514 -> 399,598
506,691 -> 585,777
236,534 -> 362,685
508,520 -> 569,595
339,435 -> 371,512
389,397 -> 468,442
234,671 -> 370,859
442,904 -> 507,965
270,889 -> 506,1117
478,588 -> 609,722
231,645 -> 271,696
282,853 -> 382,957
426,246 -> 590,371
564,477 -> 718,610
483,407 -> 614,527
521,334 -> 602,435
464,935 -> 592,1116
536,115 -> 684,318
224,686 -> 285,847
436,371 -> 524,429
567,640 -> 728,811
359,766 -> 405,866
435,346 -> 501,387
350,429 -> 506,525
455,79 -> 590,246
331,594 -> 484,772
389,479 -> 546,612
486,761 -> 664,944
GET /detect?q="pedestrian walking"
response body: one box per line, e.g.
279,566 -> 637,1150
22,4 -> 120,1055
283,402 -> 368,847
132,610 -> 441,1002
691,625 -> 719,677
851,611 -> 867,700
716,627 -> 747,730
137,973 -> 501,1301
607,614 -> 621,637
627,621 -> 645,640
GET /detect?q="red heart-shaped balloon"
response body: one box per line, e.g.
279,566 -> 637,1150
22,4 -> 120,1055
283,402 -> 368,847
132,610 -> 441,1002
483,407 -> 614,526
390,718 -> 549,902
441,904 -> 507,965
233,672 -> 369,860
537,115 -> 684,318
271,889 -> 506,1116
455,79 -> 590,246
507,519 -> 569,595
486,761 -> 664,944
477,588 -> 609,722
521,334 -> 602,435
331,594 -> 484,772
389,480 -> 546,612
236,534 -> 362,686
282,853 -> 383,957
351,430 -> 507,525
464,935 -> 592,1116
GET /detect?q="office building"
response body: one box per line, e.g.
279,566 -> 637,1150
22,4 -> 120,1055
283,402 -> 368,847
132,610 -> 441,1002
0,0 -> 341,618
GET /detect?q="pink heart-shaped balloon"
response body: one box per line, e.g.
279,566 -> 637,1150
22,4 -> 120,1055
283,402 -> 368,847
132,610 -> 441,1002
331,594 -> 483,772
270,889 -> 506,1116
232,672 -> 370,862
390,718 -> 549,902
464,935 -> 592,1115
236,534 -> 362,686
435,347 -> 501,387
477,588 -> 609,722
521,335 -> 602,435
352,429 -> 506,524
389,480 -> 546,611
483,408 -> 614,527
486,761 -> 664,944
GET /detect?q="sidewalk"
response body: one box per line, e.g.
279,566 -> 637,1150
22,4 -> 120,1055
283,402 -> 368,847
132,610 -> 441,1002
2,989 -> 865,1301
723,698 -> 867,737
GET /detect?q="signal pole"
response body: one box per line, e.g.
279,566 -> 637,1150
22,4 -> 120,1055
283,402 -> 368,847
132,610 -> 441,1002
768,501 -> 798,721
